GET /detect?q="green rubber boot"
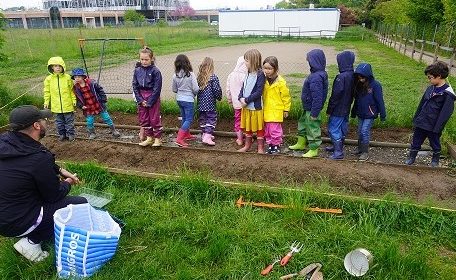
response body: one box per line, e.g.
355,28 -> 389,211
289,136 -> 307,150
303,148 -> 319,158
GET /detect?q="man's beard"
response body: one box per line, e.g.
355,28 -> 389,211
39,125 -> 46,139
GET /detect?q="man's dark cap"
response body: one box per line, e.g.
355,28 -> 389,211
9,105 -> 53,131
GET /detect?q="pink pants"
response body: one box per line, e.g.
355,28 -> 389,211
234,109 -> 242,132
138,90 -> 162,138
264,122 -> 283,146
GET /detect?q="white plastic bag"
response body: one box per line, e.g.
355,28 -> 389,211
53,203 -> 121,278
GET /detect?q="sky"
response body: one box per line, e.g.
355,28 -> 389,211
0,0 -> 279,10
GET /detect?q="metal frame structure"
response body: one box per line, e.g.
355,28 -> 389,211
42,0 -> 189,11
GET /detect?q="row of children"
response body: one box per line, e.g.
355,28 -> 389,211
44,46 -> 454,165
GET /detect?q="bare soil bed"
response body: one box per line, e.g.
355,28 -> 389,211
43,112 -> 456,207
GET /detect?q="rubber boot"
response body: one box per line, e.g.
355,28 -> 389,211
405,150 -> 418,165
139,127 -> 146,141
202,133 -> 215,146
110,125 -> 121,138
235,131 -> 244,146
238,135 -> 252,152
303,148 -> 319,158
325,145 -> 334,152
431,152 -> 440,167
185,130 -> 197,141
88,128 -> 96,139
257,137 -> 265,154
352,139 -> 362,155
175,129 -> 189,147
139,136 -> 153,146
289,136 -> 307,150
329,141 -> 344,160
152,138 -> 162,147
358,143 -> 369,161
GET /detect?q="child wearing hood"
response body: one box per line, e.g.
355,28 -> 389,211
406,61 -> 455,167
226,56 -> 248,146
289,49 -> 328,158
350,63 -> 386,161
325,51 -> 356,160
43,56 -> 76,141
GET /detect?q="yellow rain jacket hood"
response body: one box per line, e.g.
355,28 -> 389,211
43,56 -> 75,113
263,75 -> 291,122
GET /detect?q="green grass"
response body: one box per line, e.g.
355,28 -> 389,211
1,163 -> 456,279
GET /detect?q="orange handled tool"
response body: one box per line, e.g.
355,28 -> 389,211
280,241 -> 303,266
261,256 -> 281,276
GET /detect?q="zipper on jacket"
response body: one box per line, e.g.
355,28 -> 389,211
368,105 -> 374,115
57,75 -> 63,113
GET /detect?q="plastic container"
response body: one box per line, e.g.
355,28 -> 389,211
54,203 -> 121,278
344,248 -> 373,277
77,187 -> 113,208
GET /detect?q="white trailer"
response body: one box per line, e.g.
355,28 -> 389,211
219,8 -> 340,38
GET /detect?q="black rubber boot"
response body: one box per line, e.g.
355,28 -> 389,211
358,143 -> 369,161
405,150 -> 418,165
431,152 -> 440,167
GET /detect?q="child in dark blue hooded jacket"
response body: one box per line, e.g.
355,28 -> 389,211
326,51 -> 355,160
289,49 -> 328,158
351,63 -> 386,161
405,61 -> 455,167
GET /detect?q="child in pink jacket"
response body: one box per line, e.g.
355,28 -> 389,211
226,56 -> 247,146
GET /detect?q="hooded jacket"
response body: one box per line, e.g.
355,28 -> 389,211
172,70 -> 199,103
132,64 -> 163,107
238,70 -> 266,110
43,57 -> 76,113
326,51 -> 355,117
73,78 -> 108,116
0,131 -> 71,237
351,63 -> 386,120
301,49 -> 329,118
413,84 -> 456,133
226,56 -> 247,110
263,75 -> 291,122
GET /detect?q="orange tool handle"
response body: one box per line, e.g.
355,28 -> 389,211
280,254 -> 292,266
280,273 -> 298,280
261,264 -> 274,276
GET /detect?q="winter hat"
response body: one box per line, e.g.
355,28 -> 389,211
71,67 -> 87,79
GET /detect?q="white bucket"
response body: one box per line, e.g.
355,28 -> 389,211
344,248 -> 373,277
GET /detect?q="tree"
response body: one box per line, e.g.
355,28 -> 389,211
338,4 -> 358,25
406,0 -> 444,26
123,10 -> 146,25
442,0 -> 456,26
275,1 -> 290,9
371,0 -> 410,24
170,5 -> 196,18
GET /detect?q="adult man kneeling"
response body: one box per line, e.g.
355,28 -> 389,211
0,105 -> 87,262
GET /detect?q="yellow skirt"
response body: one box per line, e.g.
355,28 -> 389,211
240,108 -> 264,132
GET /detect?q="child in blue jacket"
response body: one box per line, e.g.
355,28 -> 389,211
351,63 -> 386,161
326,51 -> 355,160
289,49 -> 328,158
406,61 -> 455,167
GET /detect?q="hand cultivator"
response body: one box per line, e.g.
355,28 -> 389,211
280,241 -> 304,266
260,255 -> 281,276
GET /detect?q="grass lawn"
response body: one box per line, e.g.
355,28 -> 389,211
1,163 -> 456,279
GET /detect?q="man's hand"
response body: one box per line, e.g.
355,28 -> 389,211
60,168 -> 81,185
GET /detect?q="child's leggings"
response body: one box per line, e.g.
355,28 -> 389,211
86,110 -> 114,130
